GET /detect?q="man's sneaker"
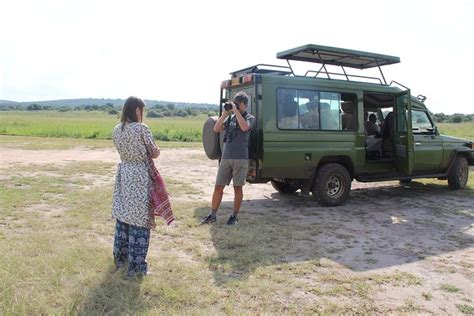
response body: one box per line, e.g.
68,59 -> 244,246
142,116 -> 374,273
226,214 -> 238,225
200,214 -> 216,225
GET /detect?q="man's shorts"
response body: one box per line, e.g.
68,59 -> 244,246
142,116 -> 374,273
215,159 -> 249,186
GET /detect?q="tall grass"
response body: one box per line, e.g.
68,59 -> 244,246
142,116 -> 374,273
0,111 -> 205,142
437,122 -> 474,140
1,111 -> 473,142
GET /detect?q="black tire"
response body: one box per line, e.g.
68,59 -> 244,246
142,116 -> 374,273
202,116 -> 221,160
312,163 -> 351,206
448,156 -> 469,190
271,180 -> 300,194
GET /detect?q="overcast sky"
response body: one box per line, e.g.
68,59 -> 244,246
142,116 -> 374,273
0,0 -> 472,114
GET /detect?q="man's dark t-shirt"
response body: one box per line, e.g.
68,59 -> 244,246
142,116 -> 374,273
221,112 -> 255,160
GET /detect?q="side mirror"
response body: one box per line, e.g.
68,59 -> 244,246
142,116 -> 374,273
432,126 -> 438,135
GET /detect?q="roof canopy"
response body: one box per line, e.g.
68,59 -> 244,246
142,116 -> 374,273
277,44 -> 400,69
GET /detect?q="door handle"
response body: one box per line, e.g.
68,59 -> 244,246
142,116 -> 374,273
415,142 -> 421,146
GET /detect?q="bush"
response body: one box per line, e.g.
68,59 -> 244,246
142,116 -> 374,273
26,104 -> 41,111
108,109 -> 119,115
451,115 -> 463,123
147,110 -> 160,118
162,109 -> 172,117
175,110 -> 188,117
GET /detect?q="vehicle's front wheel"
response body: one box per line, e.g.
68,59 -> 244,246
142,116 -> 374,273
271,180 -> 300,194
312,163 -> 351,206
448,156 -> 469,190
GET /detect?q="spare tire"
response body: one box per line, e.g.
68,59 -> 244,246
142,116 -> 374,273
202,116 -> 221,160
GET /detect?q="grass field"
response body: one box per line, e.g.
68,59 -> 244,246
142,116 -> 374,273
1,111 -> 473,143
0,111 -> 205,142
438,122 -> 474,140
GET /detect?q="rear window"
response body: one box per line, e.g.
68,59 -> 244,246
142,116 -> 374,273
228,87 -> 255,114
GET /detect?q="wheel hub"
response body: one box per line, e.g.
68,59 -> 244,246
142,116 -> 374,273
326,175 -> 343,197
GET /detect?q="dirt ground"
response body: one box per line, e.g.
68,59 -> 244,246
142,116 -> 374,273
1,145 -> 473,313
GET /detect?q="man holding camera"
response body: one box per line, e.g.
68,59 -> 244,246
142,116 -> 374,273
201,92 -> 255,225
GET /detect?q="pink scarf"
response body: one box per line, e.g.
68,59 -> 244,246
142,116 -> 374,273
147,156 -> 174,225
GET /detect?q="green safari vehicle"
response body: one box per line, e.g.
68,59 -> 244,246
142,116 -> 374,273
202,44 -> 474,206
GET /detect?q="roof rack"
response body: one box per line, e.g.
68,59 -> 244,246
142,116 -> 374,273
276,44 -> 400,85
416,95 -> 427,103
230,64 -> 292,78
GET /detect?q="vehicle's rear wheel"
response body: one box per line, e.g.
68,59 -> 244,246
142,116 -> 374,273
271,180 -> 300,194
312,163 -> 351,206
448,156 -> 469,190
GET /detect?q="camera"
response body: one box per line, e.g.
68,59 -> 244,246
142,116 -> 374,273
224,102 -> 233,111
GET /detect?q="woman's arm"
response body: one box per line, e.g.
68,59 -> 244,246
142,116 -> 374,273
142,124 -> 160,159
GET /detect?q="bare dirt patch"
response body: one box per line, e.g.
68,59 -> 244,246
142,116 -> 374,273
1,144 -> 473,314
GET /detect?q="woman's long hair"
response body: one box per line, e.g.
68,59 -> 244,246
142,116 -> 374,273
121,96 -> 146,130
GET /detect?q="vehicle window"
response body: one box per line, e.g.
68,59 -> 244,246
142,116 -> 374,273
320,92 -> 341,130
276,88 -> 355,131
365,111 -> 381,124
412,110 -> 433,133
382,107 -> 393,119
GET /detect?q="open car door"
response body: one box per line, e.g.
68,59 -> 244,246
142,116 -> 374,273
394,90 -> 414,175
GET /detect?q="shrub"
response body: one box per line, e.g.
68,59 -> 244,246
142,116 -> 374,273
26,104 -> 41,111
451,115 -> 463,123
147,110 -> 160,118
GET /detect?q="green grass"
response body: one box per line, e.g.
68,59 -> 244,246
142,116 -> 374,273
440,283 -> 462,293
0,111 -> 205,142
438,122 -> 474,140
1,112 -> 473,143
457,304 -> 474,314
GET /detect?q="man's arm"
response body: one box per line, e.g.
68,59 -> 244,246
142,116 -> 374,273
213,111 -> 230,133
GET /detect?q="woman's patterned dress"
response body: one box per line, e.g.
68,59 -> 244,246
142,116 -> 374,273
112,122 -> 157,228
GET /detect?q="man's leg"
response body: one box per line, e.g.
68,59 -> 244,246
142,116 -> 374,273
202,160 -> 231,224
226,160 -> 249,225
232,186 -> 243,214
201,185 -> 224,224
226,186 -> 243,225
211,185 -> 225,211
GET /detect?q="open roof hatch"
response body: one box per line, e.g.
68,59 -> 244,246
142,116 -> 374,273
277,44 -> 400,85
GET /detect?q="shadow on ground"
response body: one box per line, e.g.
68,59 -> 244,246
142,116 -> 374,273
195,182 -> 474,285
76,266 -> 147,315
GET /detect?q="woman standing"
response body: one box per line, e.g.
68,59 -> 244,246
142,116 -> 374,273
112,96 -> 159,277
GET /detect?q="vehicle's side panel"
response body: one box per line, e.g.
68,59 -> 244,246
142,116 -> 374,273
411,109 -> 444,172
413,134 -> 444,172
260,77 -> 365,179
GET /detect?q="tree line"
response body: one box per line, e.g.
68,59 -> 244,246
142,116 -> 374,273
432,113 -> 473,123
1,102 -> 218,117
1,102 -> 472,123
